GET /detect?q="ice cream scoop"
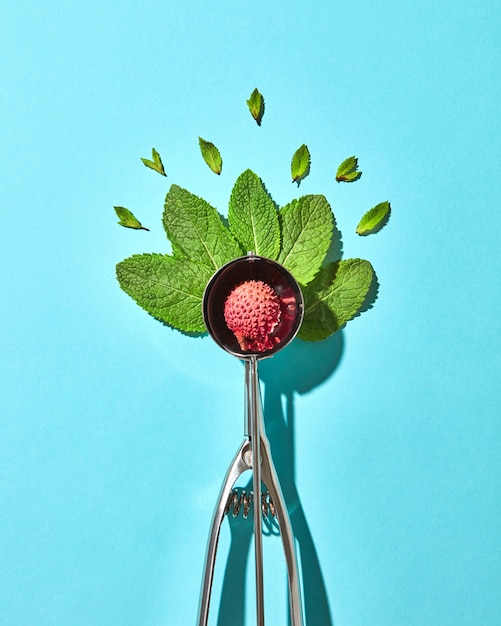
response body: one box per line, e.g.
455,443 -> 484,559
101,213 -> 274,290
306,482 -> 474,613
224,280 -> 281,352
203,254 -> 304,359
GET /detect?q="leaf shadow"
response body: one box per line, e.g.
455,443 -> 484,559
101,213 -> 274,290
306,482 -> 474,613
358,270 -> 380,316
324,213 -> 343,264
216,512 -> 253,626
156,317 -> 207,338
215,333 -> 344,625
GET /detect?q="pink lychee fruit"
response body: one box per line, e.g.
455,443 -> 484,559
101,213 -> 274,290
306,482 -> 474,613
224,280 -> 282,352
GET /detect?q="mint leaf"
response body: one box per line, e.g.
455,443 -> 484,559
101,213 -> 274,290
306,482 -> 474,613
114,206 -> 149,231
247,88 -> 265,126
116,253 -> 212,332
228,169 -> 280,259
277,195 -> 333,285
141,148 -> 166,176
336,155 -> 362,183
163,184 -> 241,271
356,201 -> 391,236
198,137 -> 222,175
299,259 -> 374,340
291,144 -> 311,186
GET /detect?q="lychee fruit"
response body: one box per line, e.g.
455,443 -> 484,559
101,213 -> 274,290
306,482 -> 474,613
224,280 -> 281,352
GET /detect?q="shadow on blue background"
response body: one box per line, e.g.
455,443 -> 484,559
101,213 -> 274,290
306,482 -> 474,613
215,333 -> 345,626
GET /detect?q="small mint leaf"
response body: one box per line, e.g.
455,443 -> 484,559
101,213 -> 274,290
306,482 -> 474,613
291,144 -> 311,186
198,137 -> 222,175
163,184 -> 241,271
299,259 -> 374,341
356,201 -> 391,236
336,155 -> 362,183
141,148 -> 166,176
228,169 -> 280,259
114,206 -> 149,231
116,253 -> 213,332
247,88 -> 265,126
341,171 -> 362,183
277,195 -> 333,285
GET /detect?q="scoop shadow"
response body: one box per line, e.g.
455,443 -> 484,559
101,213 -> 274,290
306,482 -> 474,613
216,332 -> 344,625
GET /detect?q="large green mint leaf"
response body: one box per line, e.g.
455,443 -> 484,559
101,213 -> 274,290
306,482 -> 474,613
163,184 -> 242,271
228,169 -> 281,259
356,201 -> 391,236
116,253 -> 213,332
299,258 -> 374,341
277,194 -> 333,285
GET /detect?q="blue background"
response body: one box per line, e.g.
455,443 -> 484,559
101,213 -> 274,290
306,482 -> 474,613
1,1 -> 500,624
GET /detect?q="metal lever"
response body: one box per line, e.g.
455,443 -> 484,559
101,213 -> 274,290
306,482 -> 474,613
197,358 -> 303,625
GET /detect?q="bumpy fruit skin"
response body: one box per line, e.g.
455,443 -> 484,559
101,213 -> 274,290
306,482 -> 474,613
224,280 -> 281,352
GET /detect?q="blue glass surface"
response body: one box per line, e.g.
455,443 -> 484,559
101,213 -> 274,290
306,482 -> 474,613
1,1 -> 500,624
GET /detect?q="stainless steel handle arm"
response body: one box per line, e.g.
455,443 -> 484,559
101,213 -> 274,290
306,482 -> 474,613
196,359 -> 303,626
197,438 -> 252,626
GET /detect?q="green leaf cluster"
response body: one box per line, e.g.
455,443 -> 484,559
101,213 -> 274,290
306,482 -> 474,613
116,87 -> 388,341
117,168 -> 375,339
